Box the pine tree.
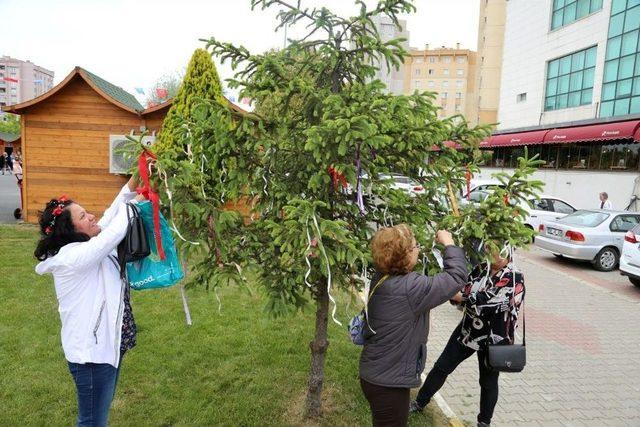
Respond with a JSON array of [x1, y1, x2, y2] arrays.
[[154, 0, 543, 418], [156, 48, 226, 152]]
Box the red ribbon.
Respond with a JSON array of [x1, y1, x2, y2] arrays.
[[137, 150, 165, 260], [327, 165, 347, 189], [465, 165, 471, 201]]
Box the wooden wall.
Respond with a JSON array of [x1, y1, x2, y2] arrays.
[[23, 76, 164, 223]]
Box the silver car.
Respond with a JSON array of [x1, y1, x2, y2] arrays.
[[535, 209, 640, 271]]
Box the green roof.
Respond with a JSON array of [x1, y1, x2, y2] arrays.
[[0, 130, 20, 142], [80, 68, 144, 113]]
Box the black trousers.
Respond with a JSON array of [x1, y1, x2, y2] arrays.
[[360, 378, 410, 427], [415, 323, 499, 424]]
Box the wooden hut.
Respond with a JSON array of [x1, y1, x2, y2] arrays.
[[2, 66, 246, 223]]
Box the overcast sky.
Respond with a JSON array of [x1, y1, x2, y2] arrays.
[[0, 0, 479, 102]]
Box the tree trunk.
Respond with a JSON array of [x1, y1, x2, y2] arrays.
[[304, 280, 330, 418]]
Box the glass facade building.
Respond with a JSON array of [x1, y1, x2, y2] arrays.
[[600, 0, 640, 117]]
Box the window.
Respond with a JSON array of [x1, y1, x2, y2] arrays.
[[600, 2, 640, 117], [428, 69, 435, 75], [442, 81, 449, 88], [456, 57, 465, 64], [456, 69, 464, 76], [456, 80, 463, 88], [416, 57, 424, 63], [455, 104, 461, 112], [415, 69, 421, 76], [414, 80, 421, 88], [517, 92, 527, 102], [552, 199, 576, 214], [428, 80, 435, 88], [429, 56, 436, 63], [545, 46, 597, 111], [443, 69, 450, 76], [610, 215, 640, 232], [551, 0, 603, 30], [532, 199, 554, 211], [441, 92, 448, 99], [443, 56, 452, 63], [455, 92, 462, 99]]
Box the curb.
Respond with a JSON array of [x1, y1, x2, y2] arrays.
[[420, 372, 465, 427]]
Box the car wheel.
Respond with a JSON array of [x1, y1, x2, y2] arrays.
[[629, 278, 640, 288], [593, 247, 619, 272]]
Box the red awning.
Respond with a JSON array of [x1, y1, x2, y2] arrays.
[[485, 130, 549, 147], [633, 124, 640, 142], [544, 120, 640, 144]]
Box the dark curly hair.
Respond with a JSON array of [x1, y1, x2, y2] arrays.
[[34, 199, 90, 261]]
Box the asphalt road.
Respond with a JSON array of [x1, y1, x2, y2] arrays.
[[0, 172, 20, 224]]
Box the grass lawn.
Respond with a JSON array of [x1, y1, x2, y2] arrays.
[[0, 224, 448, 426]]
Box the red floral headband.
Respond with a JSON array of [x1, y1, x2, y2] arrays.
[[44, 195, 69, 235]]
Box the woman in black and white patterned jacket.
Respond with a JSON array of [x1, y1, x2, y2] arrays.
[[410, 248, 525, 427]]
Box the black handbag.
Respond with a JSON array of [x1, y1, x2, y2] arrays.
[[486, 303, 526, 373], [117, 202, 150, 279]]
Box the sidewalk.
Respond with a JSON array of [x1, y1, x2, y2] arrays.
[[424, 251, 640, 426]]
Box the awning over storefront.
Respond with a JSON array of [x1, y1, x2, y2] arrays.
[[486, 130, 549, 147], [543, 120, 640, 144], [481, 120, 640, 148]]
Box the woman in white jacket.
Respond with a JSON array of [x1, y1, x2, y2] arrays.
[[35, 177, 145, 427]]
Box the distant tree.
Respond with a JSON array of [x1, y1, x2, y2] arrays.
[[0, 113, 20, 135], [145, 70, 184, 106]]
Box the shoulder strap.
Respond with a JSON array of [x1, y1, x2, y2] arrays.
[[368, 274, 388, 299]]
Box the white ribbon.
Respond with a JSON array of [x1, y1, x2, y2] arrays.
[[303, 219, 314, 289], [200, 154, 208, 200], [310, 211, 342, 326], [158, 167, 200, 246]]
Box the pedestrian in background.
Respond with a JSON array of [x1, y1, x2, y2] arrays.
[[599, 192, 613, 210], [359, 225, 468, 427], [0, 152, 6, 175], [6, 152, 13, 174]]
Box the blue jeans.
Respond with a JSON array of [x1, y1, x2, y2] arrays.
[[67, 361, 122, 427]]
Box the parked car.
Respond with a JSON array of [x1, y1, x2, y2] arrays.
[[521, 196, 576, 231], [535, 209, 640, 271], [460, 189, 577, 235], [379, 173, 425, 197], [461, 178, 505, 199], [619, 223, 640, 287]]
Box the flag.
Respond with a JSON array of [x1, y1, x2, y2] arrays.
[[135, 87, 145, 95], [3, 77, 18, 83], [156, 88, 168, 99], [34, 79, 43, 84]]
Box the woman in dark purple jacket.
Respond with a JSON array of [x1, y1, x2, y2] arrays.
[[359, 224, 468, 426]]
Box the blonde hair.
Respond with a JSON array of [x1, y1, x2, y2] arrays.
[[371, 224, 415, 275]]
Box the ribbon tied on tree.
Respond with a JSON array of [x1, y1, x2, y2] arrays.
[[137, 149, 166, 260]]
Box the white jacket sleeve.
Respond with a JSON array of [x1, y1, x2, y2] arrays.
[[98, 184, 137, 229], [61, 202, 131, 270]]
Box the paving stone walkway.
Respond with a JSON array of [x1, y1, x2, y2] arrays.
[[421, 250, 640, 426]]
